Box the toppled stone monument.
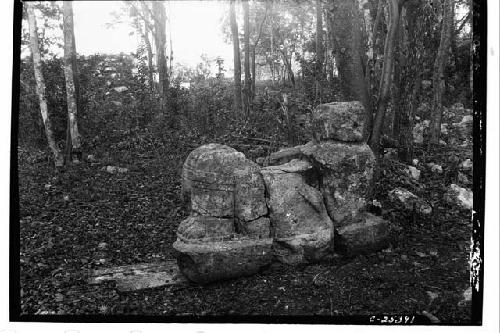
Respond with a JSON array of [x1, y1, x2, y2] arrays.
[[174, 101, 393, 284], [174, 144, 273, 284], [262, 159, 333, 264]]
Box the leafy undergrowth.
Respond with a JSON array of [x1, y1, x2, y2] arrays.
[[18, 127, 473, 323]]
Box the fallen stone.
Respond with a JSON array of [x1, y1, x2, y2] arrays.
[[88, 260, 188, 291], [268, 146, 303, 166], [113, 86, 129, 93], [445, 184, 473, 210], [262, 159, 319, 188], [427, 163, 443, 173], [264, 159, 312, 173], [105, 165, 128, 174], [407, 166, 421, 180], [335, 213, 392, 255], [173, 238, 273, 284], [262, 166, 334, 263], [388, 188, 432, 215], [311, 101, 365, 142], [300, 141, 375, 225], [460, 158, 473, 171]]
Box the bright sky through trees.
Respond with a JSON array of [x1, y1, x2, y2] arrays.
[[73, 1, 233, 68]]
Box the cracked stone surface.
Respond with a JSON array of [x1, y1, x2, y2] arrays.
[[300, 141, 375, 226], [311, 101, 365, 142], [262, 161, 334, 264]]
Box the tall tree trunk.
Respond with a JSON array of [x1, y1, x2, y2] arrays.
[[315, 0, 324, 102], [429, 0, 454, 145], [63, 1, 82, 163], [280, 49, 295, 87], [251, 5, 268, 100], [27, 3, 64, 167], [251, 48, 256, 99], [325, 6, 334, 84], [391, 6, 404, 140], [368, 0, 400, 157], [328, 0, 372, 139], [152, 1, 169, 111], [138, 2, 155, 93], [229, 0, 242, 113], [141, 25, 155, 93], [243, 0, 251, 116], [168, 16, 174, 79]]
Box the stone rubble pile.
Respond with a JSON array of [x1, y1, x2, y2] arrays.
[[174, 101, 394, 283]]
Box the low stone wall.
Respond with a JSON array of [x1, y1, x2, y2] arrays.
[[174, 101, 393, 284]]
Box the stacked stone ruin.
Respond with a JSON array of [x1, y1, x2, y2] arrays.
[[173, 101, 392, 284]]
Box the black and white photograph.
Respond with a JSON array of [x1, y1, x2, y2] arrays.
[[4, 0, 499, 329]]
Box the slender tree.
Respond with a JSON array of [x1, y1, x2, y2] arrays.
[[368, 0, 401, 157], [62, 1, 82, 163], [393, 1, 425, 162], [243, 0, 251, 115], [429, 0, 454, 145], [26, 3, 64, 167], [152, 1, 169, 104], [230, 0, 242, 113], [315, 0, 324, 102]]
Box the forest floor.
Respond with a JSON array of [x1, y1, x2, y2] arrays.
[[17, 110, 474, 323]]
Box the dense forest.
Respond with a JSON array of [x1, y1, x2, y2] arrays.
[[15, 0, 479, 323]]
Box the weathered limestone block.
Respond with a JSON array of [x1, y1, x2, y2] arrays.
[[335, 213, 391, 255], [272, 229, 333, 265], [177, 216, 235, 242], [301, 141, 375, 225], [235, 217, 271, 239], [388, 188, 432, 215], [187, 144, 267, 221], [267, 142, 314, 166], [262, 161, 334, 264], [311, 101, 365, 142], [444, 184, 473, 210], [173, 238, 273, 284], [181, 143, 236, 201], [268, 146, 303, 166]]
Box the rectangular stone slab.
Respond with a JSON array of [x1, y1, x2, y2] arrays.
[[335, 213, 392, 255], [88, 260, 188, 291]]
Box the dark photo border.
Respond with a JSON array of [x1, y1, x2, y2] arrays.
[[9, 0, 487, 325]]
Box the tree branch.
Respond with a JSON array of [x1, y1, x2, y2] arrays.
[[455, 11, 471, 34], [252, 5, 269, 51]]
